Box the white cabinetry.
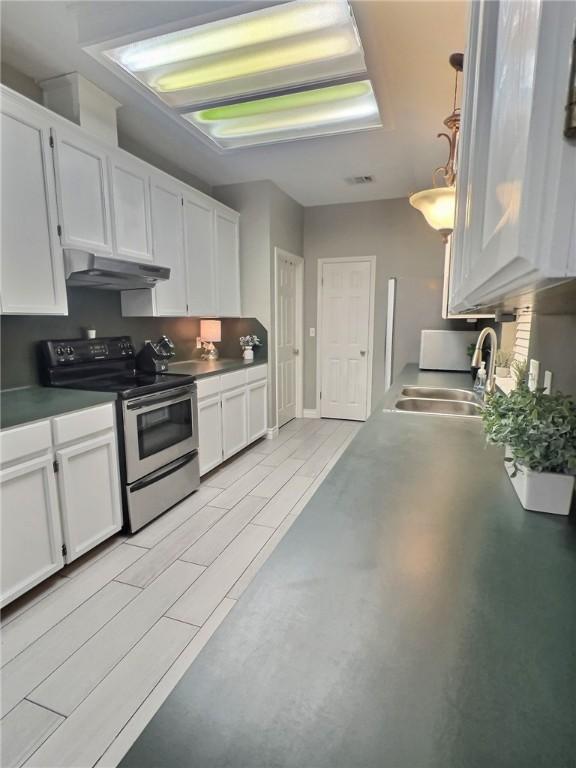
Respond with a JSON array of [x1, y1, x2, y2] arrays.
[[52, 124, 113, 254], [108, 151, 153, 262], [214, 207, 241, 316], [0, 403, 123, 606], [0, 92, 67, 315], [449, 0, 576, 312], [184, 191, 218, 315], [197, 365, 267, 475], [149, 174, 188, 316], [0, 453, 64, 608]]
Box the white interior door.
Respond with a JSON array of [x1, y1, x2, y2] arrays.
[[319, 259, 373, 421], [276, 251, 300, 428]]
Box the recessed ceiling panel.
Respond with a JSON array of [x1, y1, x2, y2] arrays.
[[103, 0, 366, 108], [183, 80, 382, 148]]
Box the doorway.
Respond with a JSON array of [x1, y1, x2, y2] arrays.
[[274, 248, 304, 428], [317, 256, 376, 421]]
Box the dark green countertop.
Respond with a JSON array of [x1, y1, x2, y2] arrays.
[[0, 387, 117, 430], [169, 357, 267, 379], [121, 365, 576, 768]]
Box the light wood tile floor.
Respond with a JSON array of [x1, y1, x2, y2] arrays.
[[0, 417, 360, 768]]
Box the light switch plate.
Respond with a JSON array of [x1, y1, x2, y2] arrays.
[[309, 328, 316, 337], [196, 337, 202, 349], [529, 359, 540, 391], [543, 370, 553, 394]]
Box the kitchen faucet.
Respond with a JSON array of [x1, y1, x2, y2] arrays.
[[471, 327, 498, 395]]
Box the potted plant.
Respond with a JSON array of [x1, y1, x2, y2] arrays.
[[494, 349, 513, 378], [482, 384, 576, 515], [239, 335, 261, 361]]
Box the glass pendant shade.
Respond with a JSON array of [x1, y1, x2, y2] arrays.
[[409, 186, 456, 238]]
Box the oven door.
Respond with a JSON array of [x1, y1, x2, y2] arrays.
[[122, 385, 198, 483]]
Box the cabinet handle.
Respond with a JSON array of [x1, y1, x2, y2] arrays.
[[360, 349, 367, 356]]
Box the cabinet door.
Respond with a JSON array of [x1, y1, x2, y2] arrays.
[[52, 126, 112, 253], [1, 454, 64, 607], [109, 152, 153, 262], [221, 386, 248, 460], [214, 208, 241, 316], [183, 192, 217, 315], [247, 380, 267, 443], [56, 432, 122, 563], [450, 0, 576, 311], [150, 175, 188, 315], [0, 95, 67, 315], [198, 395, 223, 475]]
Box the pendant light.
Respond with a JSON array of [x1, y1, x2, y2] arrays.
[[409, 53, 463, 242]]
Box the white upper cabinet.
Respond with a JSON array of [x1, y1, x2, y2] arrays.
[[450, 0, 576, 312], [108, 151, 153, 262], [184, 191, 218, 316], [149, 174, 188, 315], [214, 206, 241, 316], [0, 91, 67, 315], [52, 124, 113, 254]]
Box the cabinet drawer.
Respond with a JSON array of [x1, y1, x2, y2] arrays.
[[220, 369, 247, 392], [0, 420, 52, 465], [246, 364, 268, 384], [197, 375, 221, 400], [52, 403, 115, 446]]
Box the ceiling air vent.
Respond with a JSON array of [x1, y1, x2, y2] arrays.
[[346, 175, 374, 185]]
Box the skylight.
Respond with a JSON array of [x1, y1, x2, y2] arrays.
[[183, 80, 381, 149], [100, 0, 381, 149]]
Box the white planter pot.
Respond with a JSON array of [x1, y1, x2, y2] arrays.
[[243, 348, 254, 360], [504, 449, 575, 516]]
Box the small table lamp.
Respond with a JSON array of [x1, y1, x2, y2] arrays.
[[200, 319, 221, 360]]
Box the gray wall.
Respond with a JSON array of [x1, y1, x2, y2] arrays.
[[1, 288, 266, 389], [529, 313, 576, 398], [303, 198, 457, 411], [214, 181, 304, 428]]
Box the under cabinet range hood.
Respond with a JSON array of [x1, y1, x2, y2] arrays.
[[64, 250, 170, 290]]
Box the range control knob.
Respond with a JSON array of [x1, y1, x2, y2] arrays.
[[65, 346, 74, 355], [55, 345, 64, 356]]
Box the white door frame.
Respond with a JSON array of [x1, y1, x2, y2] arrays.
[[274, 247, 304, 428], [316, 256, 376, 420]]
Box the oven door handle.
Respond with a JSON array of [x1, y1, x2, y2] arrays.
[[126, 387, 194, 411]]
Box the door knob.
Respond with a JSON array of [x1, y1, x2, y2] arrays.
[[293, 348, 300, 355]]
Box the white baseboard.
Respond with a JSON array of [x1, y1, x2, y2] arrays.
[[303, 408, 319, 419], [266, 426, 279, 439]]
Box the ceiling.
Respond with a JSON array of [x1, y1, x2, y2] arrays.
[[0, 0, 468, 206]]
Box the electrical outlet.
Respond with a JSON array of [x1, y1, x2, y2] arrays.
[[309, 328, 316, 337], [196, 336, 202, 349], [543, 370, 553, 394], [528, 359, 540, 391]]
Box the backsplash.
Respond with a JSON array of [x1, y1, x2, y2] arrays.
[[1, 288, 267, 389]]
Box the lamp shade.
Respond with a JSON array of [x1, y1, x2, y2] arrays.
[[200, 319, 221, 342], [409, 186, 456, 238]]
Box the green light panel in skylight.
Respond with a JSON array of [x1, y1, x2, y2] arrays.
[[182, 80, 382, 149]]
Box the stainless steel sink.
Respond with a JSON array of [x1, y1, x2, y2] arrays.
[[401, 386, 478, 403], [394, 397, 482, 417]]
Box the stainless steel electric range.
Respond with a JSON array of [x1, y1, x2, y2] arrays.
[[39, 336, 200, 533]]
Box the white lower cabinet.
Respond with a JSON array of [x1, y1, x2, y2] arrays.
[[0, 403, 123, 606], [247, 379, 268, 442], [55, 431, 122, 562], [197, 394, 223, 476], [197, 365, 267, 475], [221, 387, 248, 460], [0, 454, 64, 607]]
